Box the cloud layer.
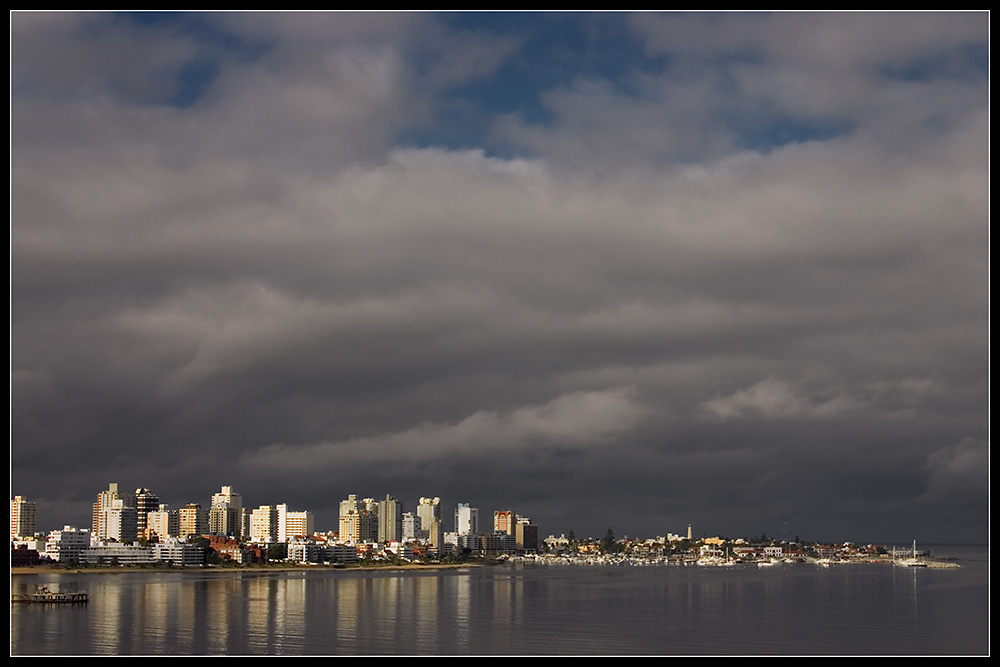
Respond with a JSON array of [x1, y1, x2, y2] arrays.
[[11, 12, 988, 543]]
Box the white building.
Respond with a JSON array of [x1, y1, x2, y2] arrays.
[[417, 497, 441, 540], [210, 486, 243, 539], [44, 526, 90, 563], [152, 538, 204, 566], [455, 503, 478, 537], [82, 543, 155, 566], [402, 512, 419, 541], [92, 483, 124, 540], [250, 505, 278, 543], [146, 504, 179, 539], [283, 508, 314, 541], [102, 498, 138, 544]]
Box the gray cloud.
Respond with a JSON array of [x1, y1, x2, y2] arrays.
[[11, 12, 987, 543]]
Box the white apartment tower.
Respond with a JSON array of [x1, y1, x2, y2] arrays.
[[146, 504, 179, 539], [417, 497, 441, 540], [455, 503, 478, 537], [282, 508, 314, 540], [93, 483, 123, 540], [249, 505, 278, 543], [210, 486, 243, 539], [102, 498, 138, 544], [10, 495, 37, 540]]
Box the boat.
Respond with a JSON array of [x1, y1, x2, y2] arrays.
[[11, 586, 89, 604], [896, 540, 928, 567]]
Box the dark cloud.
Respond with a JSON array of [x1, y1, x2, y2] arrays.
[[11, 12, 988, 545]]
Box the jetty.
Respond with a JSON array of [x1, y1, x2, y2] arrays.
[[11, 586, 89, 604]]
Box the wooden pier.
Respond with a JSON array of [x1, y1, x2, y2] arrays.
[[11, 586, 89, 604]]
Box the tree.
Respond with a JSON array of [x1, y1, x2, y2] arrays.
[[602, 527, 616, 553]]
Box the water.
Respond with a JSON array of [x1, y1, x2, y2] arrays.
[[11, 546, 988, 655]]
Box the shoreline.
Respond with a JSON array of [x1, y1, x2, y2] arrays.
[[11, 562, 484, 576]]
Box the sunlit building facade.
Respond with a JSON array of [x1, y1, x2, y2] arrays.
[[10, 495, 37, 540]]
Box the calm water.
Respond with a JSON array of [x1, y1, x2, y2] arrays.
[[11, 545, 988, 655]]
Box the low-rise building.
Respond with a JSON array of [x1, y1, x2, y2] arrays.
[[44, 526, 91, 563]]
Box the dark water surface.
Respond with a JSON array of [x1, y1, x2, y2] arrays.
[[11, 545, 988, 655]]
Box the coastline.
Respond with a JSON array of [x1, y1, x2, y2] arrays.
[[11, 562, 483, 576]]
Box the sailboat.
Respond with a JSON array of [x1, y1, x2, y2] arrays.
[[896, 540, 927, 567]]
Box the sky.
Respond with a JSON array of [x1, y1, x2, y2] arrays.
[[10, 11, 989, 545]]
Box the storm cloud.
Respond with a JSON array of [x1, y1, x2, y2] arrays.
[[11, 12, 988, 544]]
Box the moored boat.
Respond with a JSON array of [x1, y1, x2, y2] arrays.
[[12, 586, 89, 604]]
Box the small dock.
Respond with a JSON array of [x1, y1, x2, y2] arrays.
[[11, 586, 89, 604]]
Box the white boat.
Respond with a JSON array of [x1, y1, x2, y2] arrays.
[[896, 540, 928, 567]]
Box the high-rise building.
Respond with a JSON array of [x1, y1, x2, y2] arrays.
[[428, 518, 444, 554], [10, 495, 37, 540], [209, 503, 242, 538], [339, 494, 360, 544], [210, 486, 243, 539], [339, 510, 361, 544], [249, 505, 277, 543], [283, 508, 314, 540], [275, 503, 314, 541], [378, 495, 403, 543], [455, 503, 478, 537], [133, 488, 159, 539], [102, 498, 138, 544], [417, 497, 441, 540], [494, 510, 517, 535], [516, 520, 538, 553], [402, 512, 419, 541], [93, 483, 123, 540], [178, 503, 208, 538], [146, 504, 179, 540]]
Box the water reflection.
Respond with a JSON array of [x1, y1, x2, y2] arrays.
[[11, 558, 989, 655]]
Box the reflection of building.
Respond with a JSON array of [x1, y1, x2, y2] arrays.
[[10, 495, 36, 540]]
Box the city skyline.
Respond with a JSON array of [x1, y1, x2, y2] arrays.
[[11, 12, 988, 545]]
